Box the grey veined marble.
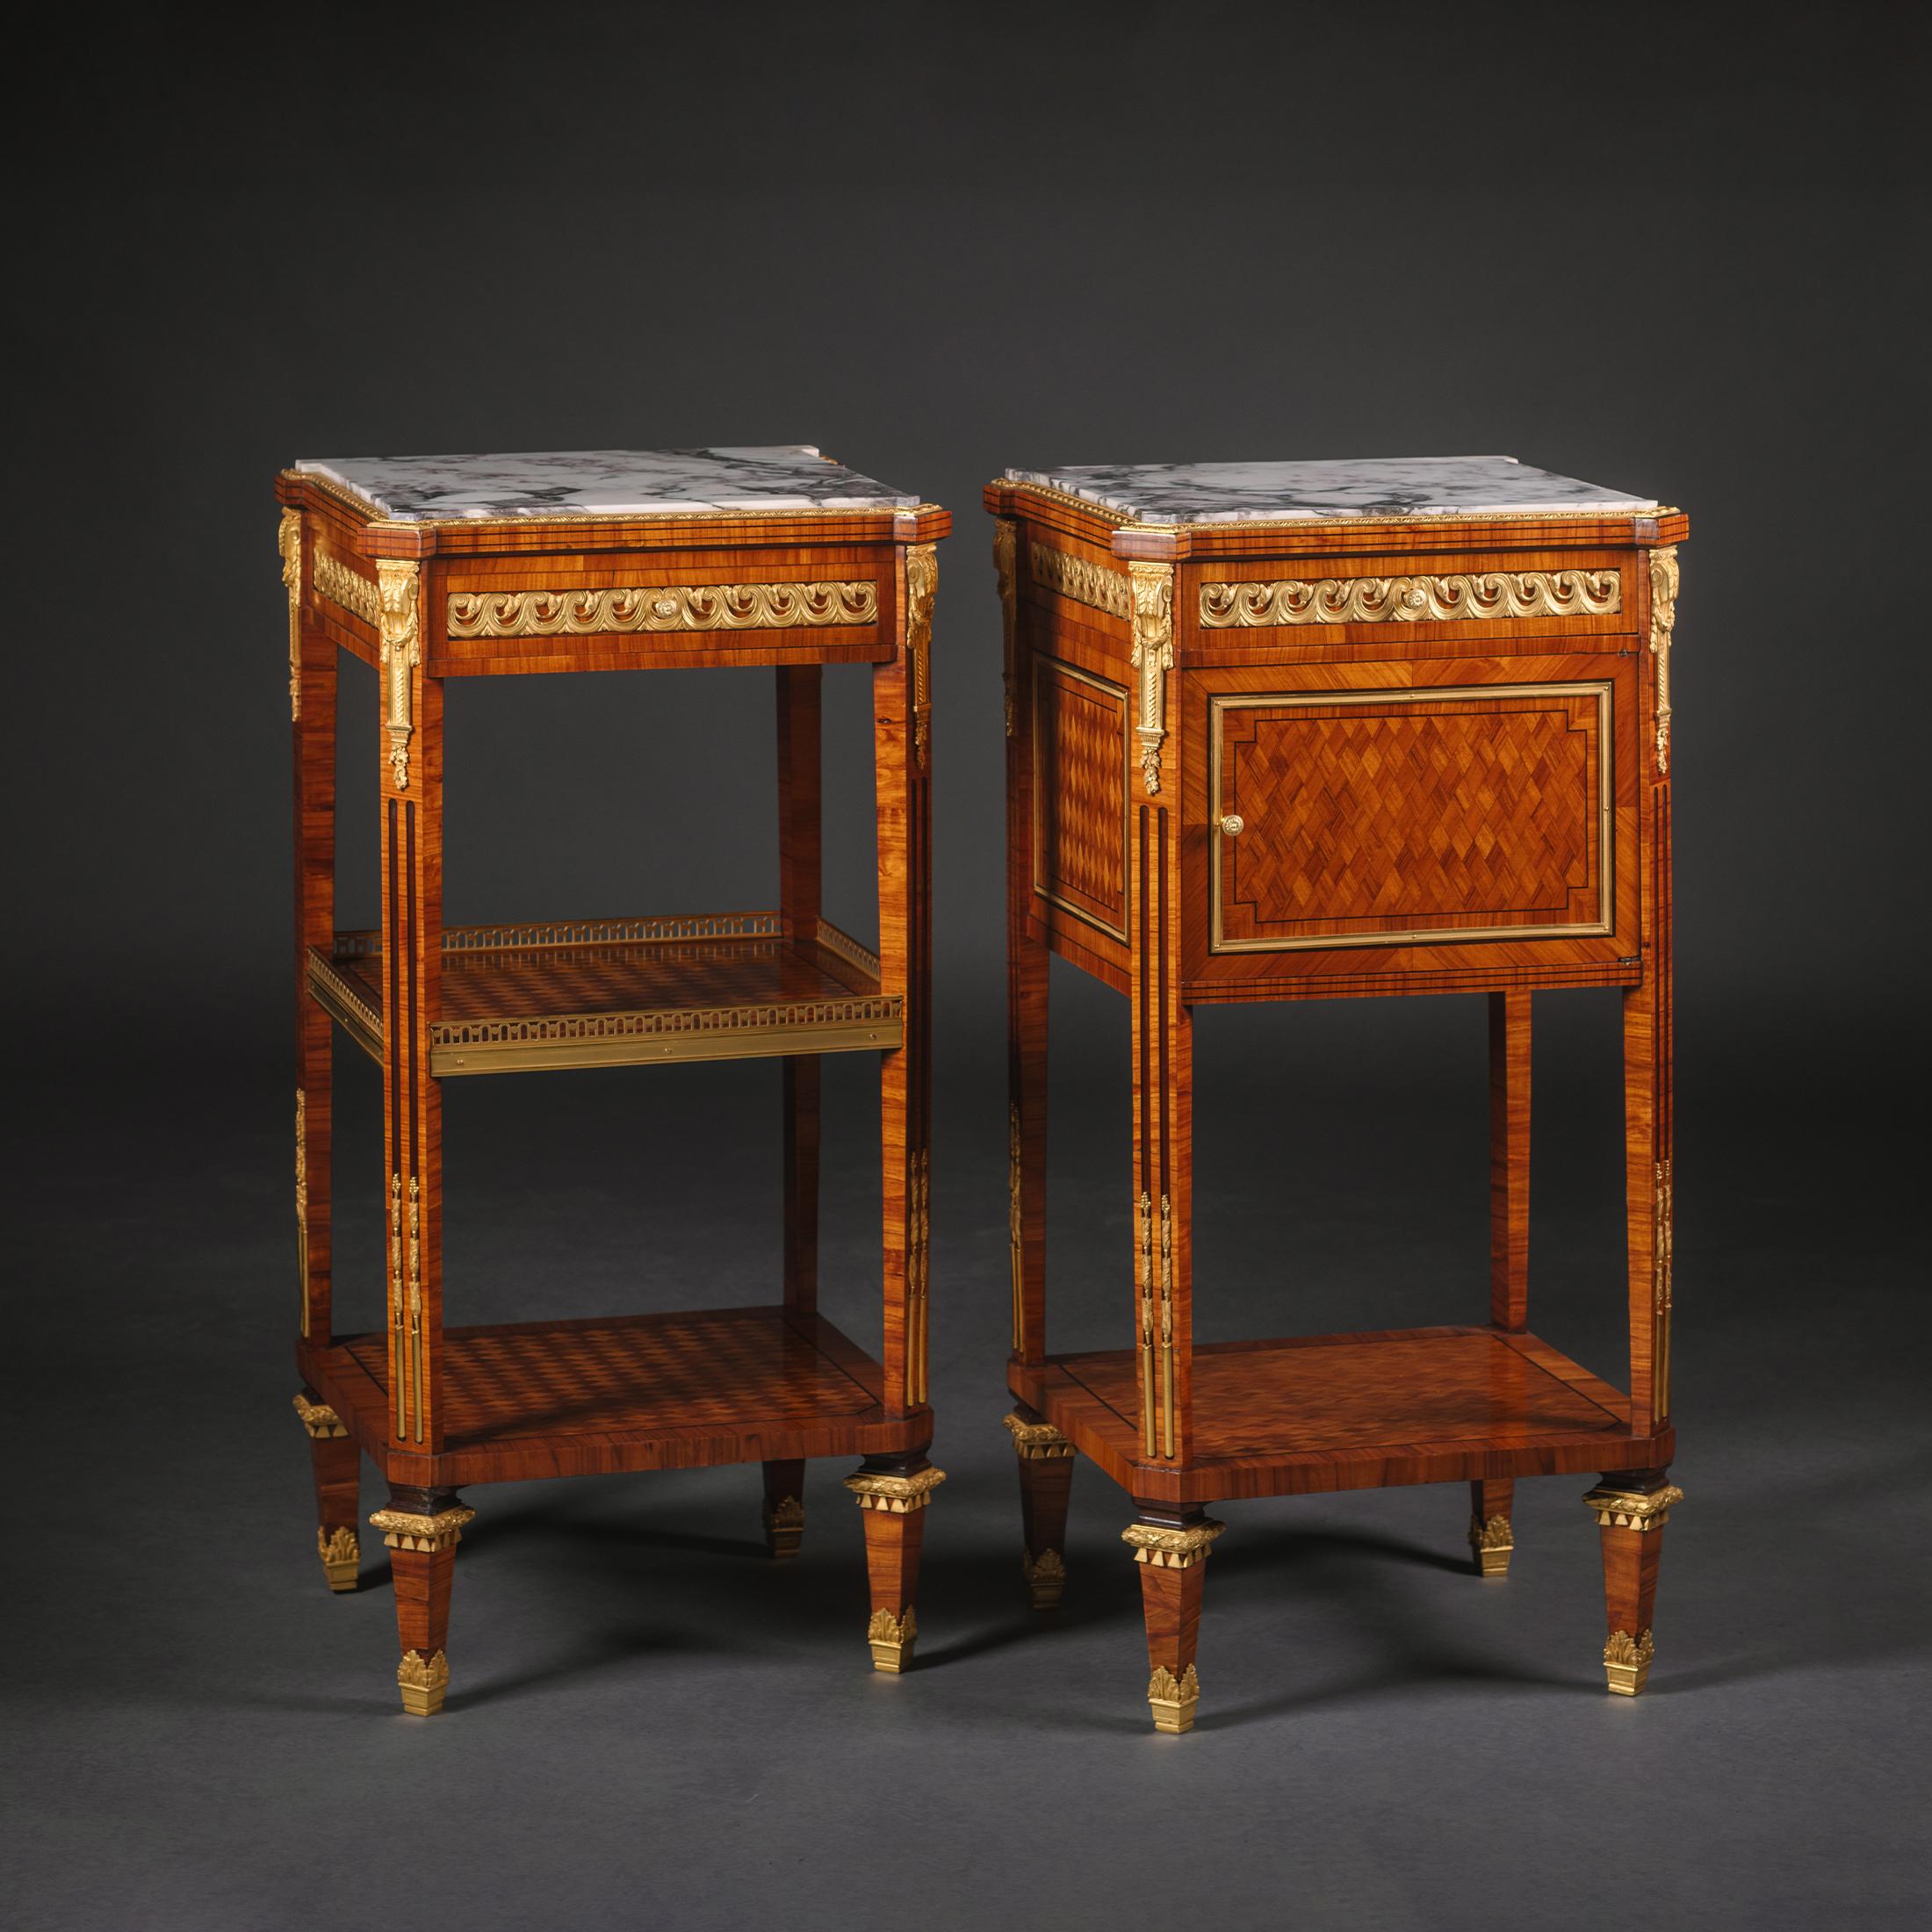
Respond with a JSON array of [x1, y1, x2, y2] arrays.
[[1001, 456, 1658, 524], [294, 445, 921, 521]]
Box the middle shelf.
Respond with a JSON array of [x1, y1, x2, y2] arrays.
[[307, 911, 901, 1075]]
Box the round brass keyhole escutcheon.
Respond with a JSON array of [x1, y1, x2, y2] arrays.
[[1220, 814, 1244, 836]]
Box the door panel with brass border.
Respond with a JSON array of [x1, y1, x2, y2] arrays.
[[1186, 653, 1640, 986]]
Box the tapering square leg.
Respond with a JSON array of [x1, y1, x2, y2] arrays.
[[762, 1459, 806, 1560], [293, 1391, 360, 1591], [845, 1458, 945, 1671], [1124, 1514, 1223, 1734], [1583, 1474, 1682, 1695], [1004, 1409, 1074, 1610], [1468, 1476, 1516, 1577], [371, 1485, 472, 1715]]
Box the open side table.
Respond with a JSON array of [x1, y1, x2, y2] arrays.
[[278, 446, 948, 1713], [989, 457, 1687, 1733]]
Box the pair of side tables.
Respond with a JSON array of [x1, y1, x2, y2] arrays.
[[279, 446, 1686, 1731]]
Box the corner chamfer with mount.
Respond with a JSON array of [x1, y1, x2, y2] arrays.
[[989, 455, 1687, 1730], [276, 447, 948, 1713]]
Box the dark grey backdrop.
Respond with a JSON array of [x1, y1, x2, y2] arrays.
[[6, 5, 1928, 1928]]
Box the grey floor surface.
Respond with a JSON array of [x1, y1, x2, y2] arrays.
[[5, 1027, 1928, 1931]]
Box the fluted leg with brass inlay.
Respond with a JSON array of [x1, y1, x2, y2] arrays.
[[1005, 1409, 1074, 1611], [1126, 1513, 1223, 1734], [372, 1484, 472, 1716], [762, 1459, 806, 1560], [1584, 1473, 1681, 1695], [846, 1457, 944, 1672], [1468, 1477, 1516, 1578], [294, 1390, 360, 1592]]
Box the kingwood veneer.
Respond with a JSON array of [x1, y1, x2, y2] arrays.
[[988, 456, 1686, 1732], [279, 446, 948, 1713]]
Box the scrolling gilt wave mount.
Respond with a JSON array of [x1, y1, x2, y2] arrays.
[[445, 581, 877, 638], [1200, 569, 1622, 627]]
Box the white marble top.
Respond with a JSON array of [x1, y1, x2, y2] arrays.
[[1001, 456, 1657, 524], [294, 446, 921, 521]]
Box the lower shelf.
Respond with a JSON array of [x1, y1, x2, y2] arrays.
[[1012, 1325, 1672, 1506], [303, 1307, 923, 1487]]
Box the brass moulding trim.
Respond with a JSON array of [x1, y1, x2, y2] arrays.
[[1208, 681, 1616, 955], [313, 551, 381, 627], [1030, 654, 1133, 945], [1147, 1662, 1200, 1734], [446, 579, 878, 639], [1136, 1191, 1157, 1454], [278, 508, 302, 719], [370, 1504, 475, 1554], [376, 560, 421, 793], [1128, 561, 1175, 795], [1603, 1627, 1655, 1697], [903, 1146, 931, 1405], [389, 1174, 406, 1437], [397, 1648, 449, 1716], [1653, 1156, 1675, 1423], [294, 1090, 309, 1338], [1647, 545, 1680, 775], [292, 1391, 347, 1439], [1003, 1412, 1074, 1460], [318, 1525, 360, 1591], [763, 1495, 805, 1560], [1007, 1105, 1025, 1351], [1200, 568, 1620, 628], [1028, 541, 1134, 619], [905, 543, 937, 771], [1022, 1548, 1067, 1610], [993, 519, 1018, 736], [1469, 1513, 1515, 1577], [1157, 1193, 1176, 1459], [844, 1467, 947, 1514], [1123, 1519, 1225, 1569], [1582, 1484, 1683, 1532], [865, 1607, 918, 1672]]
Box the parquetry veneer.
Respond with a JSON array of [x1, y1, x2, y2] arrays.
[[280, 446, 948, 1713], [990, 456, 1686, 1731]]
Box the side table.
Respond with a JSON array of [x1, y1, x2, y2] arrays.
[[989, 456, 1686, 1733], [278, 446, 948, 1712]]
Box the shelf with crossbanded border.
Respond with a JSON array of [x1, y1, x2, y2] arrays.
[[1010, 1326, 1672, 1507], [306, 911, 900, 1075], [299, 1307, 904, 1487]]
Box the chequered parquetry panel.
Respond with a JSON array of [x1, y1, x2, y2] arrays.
[[335, 928, 877, 1028], [1219, 691, 1603, 943], [1034, 658, 1128, 937], [343, 1311, 876, 1448]]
